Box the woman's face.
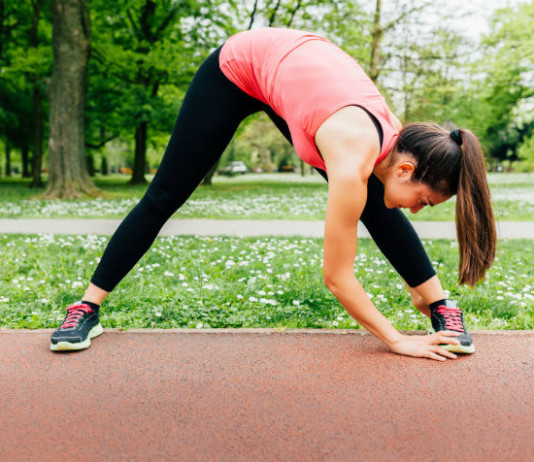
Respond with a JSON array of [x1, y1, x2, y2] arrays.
[[382, 159, 451, 214]]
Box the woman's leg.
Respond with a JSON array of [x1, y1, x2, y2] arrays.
[[359, 174, 436, 288], [89, 46, 264, 296], [51, 47, 265, 351]]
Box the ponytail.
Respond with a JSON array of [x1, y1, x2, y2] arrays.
[[396, 123, 496, 286], [455, 129, 496, 286]]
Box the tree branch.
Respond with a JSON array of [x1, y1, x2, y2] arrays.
[[126, 9, 142, 41], [155, 7, 179, 37], [382, 1, 433, 33], [86, 135, 117, 150], [248, 0, 259, 30], [286, 0, 302, 28], [268, 0, 281, 27], [139, 0, 156, 42]]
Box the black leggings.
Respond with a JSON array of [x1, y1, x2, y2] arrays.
[[90, 46, 435, 293]]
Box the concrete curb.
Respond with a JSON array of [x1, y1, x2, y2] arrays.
[[1, 218, 533, 238], [2, 328, 534, 336]]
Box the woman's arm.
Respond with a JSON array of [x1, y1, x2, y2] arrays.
[[316, 106, 460, 360], [316, 106, 403, 347]]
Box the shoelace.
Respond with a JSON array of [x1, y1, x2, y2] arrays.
[[436, 305, 464, 332], [61, 303, 93, 329]]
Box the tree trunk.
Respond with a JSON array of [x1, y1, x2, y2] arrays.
[[201, 160, 219, 186], [369, 0, 382, 82], [130, 81, 159, 185], [286, 0, 302, 28], [30, 0, 44, 188], [268, 0, 281, 26], [101, 156, 108, 175], [248, 0, 259, 29], [44, 0, 98, 198], [30, 84, 44, 188], [4, 141, 11, 177], [260, 148, 273, 172], [21, 145, 30, 177], [114, 148, 120, 174], [130, 121, 148, 184], [202, 138, 236, 185]]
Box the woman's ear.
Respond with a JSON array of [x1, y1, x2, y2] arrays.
[[396, 161, 416, 178]]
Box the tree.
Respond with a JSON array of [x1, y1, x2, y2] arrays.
[[29, 0, 46, 188], [367, 0, 433, 83], [390, 27, 466, 122], [0, 0, 52, 184], [90, 0, 212, 185], [439, 2, 534, 164], [45, 0, 97, 198], [476, 2, 534, 162], [0, 1, 30, 178]]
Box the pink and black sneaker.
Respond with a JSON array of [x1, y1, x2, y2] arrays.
[[429, 299, 475, 354], [50, 301, 103, 352]]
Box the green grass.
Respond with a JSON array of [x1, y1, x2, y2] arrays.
[[1, 172, 533, 220], [1, 233, 532, 330]]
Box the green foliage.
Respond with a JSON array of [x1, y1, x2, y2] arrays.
[[2, 0, 534, 177], [306, 0, 369, 66], [516, 132, 534, 172], [470, 2, 534, 161], [0, 0, 52, 154], [86, 1, 200, 146]]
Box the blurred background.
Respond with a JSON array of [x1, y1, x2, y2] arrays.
[[0, 0, 532, 197]]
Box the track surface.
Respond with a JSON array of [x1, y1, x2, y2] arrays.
[[1, 329, 533, 462]]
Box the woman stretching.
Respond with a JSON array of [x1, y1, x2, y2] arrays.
[[50, 28, 496, 361]]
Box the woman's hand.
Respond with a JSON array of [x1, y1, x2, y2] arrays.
[[389, 331, 461, 361]]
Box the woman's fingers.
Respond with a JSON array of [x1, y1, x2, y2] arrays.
[[436, 347, 458, 359], [426, 347, 456, 361], [440, 330, 462, 337], [431, 331, 461, 345], [427, 333, 459, 360]]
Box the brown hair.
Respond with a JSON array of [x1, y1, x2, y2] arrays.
[[394, 122, 496, 286]]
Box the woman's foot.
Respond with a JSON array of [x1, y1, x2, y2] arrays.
[[429, 300, 475, 354], [50, 301, 103, 352]]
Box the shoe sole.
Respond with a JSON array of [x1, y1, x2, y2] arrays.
[[427, 329, 476, 354], [440, 342, 476, 354], [50, 324, 104, 352]]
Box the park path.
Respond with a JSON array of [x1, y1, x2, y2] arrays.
[[1, 329, 533, 462], [0, 218, 533, 238]]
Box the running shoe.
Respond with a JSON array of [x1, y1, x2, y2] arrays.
[[430, 299, 475, 354], [50, 301, 103, 351]]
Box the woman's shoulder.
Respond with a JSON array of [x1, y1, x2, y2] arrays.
[[315, 106, 382, 172]]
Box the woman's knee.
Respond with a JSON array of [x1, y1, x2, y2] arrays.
[[141, 182, 189, 217]]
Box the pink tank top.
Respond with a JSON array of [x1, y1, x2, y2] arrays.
[[219, 28, 399, 171]]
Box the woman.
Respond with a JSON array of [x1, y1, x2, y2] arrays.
[[50, 28, 496, 361]]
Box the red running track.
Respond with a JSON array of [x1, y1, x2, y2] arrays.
[[1, 329, 533, 462]]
